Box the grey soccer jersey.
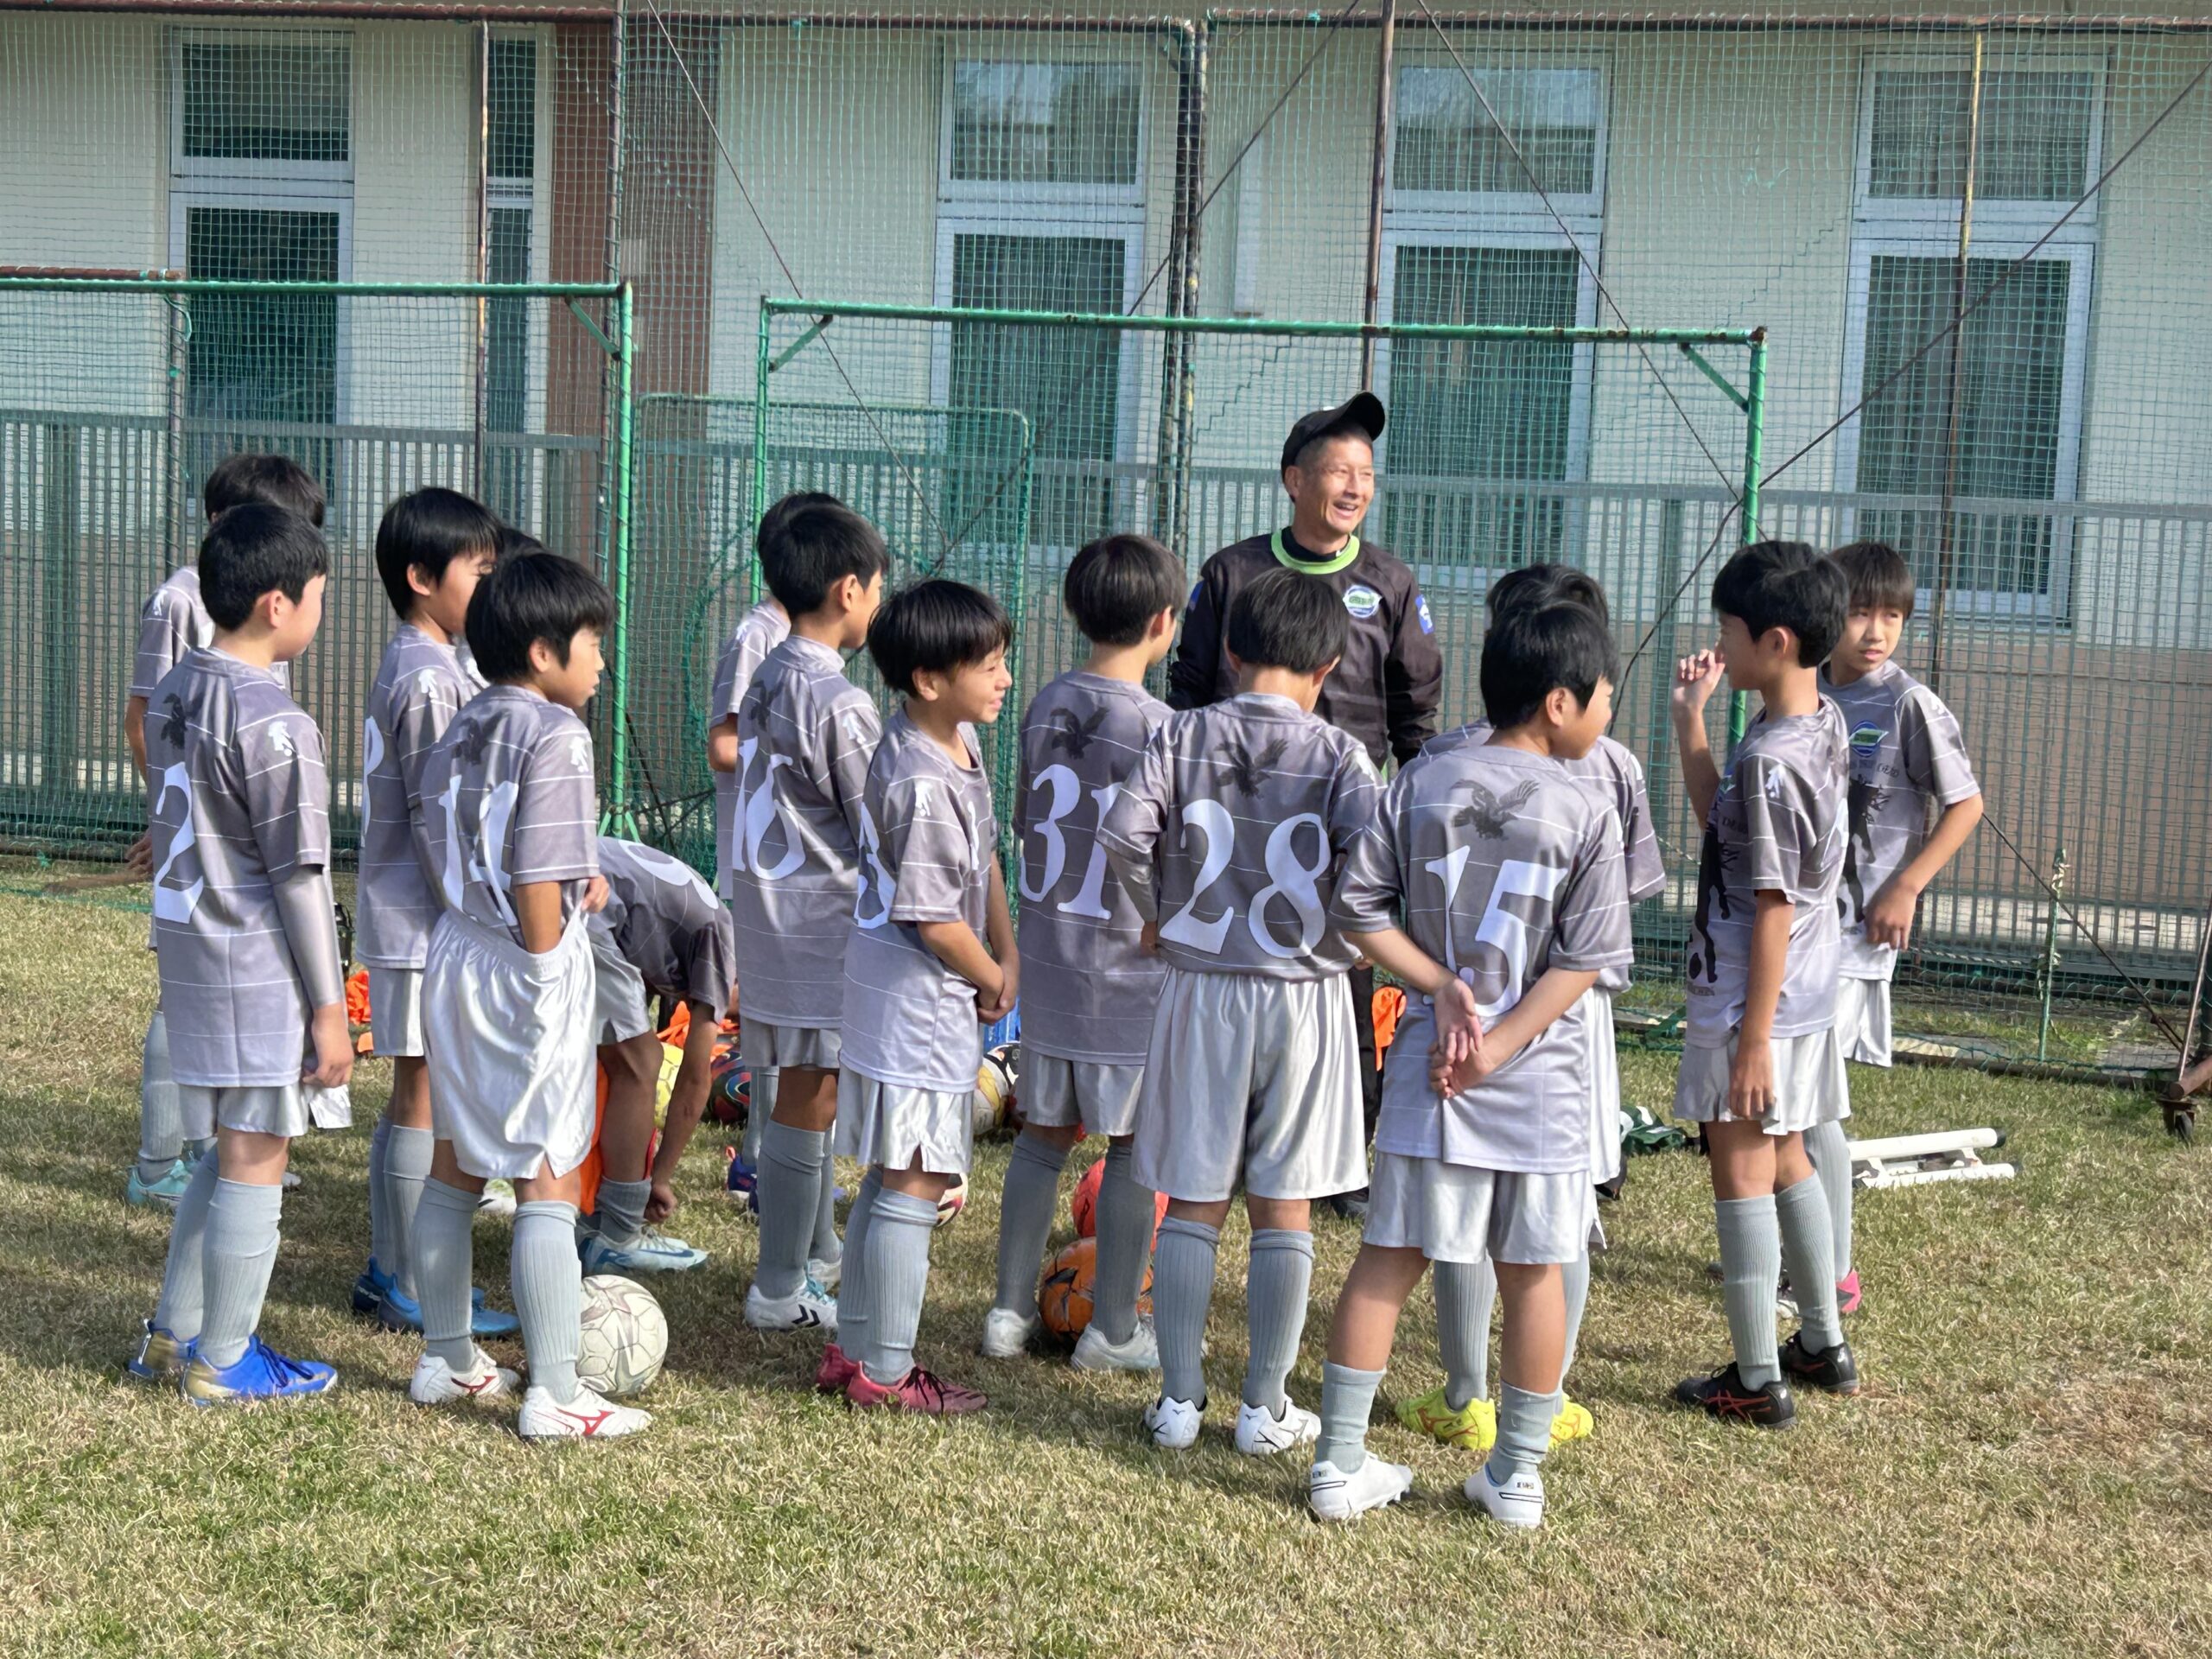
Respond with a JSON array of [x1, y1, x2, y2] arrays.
[[356, 625, 475, 969], [594, 835, 738, 1010], [840, 711, 999, 1093], [1683, 699, 1849, 1045], [1098, 691, 1380, 981], [728, 636, 882, 1028], [129, 568, 287, 699], [1427, 721, 1664, 992], [709, 601, 791, 899], [1824, 661, 1980, 982], [421, 686, 600, 949], [1015, 671, 1173, 1065], [143, 648, 331, 1087], [1334, 742, 1632, 1173]]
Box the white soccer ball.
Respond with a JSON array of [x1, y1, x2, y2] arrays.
[[576, 1274, 667, 1397]]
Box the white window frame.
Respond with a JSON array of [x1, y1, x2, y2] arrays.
[[166, 190, 355, 423], [928, 214, 1146, 470], [169, 25, 354, 194], [1386, 56, 1608, 222], [1832, 235, 2094, 621], [937, 55, 1148, 212], [1853, 51, 2107, 238]]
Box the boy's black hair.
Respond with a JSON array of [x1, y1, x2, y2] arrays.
[[1063, 532, 1187, 647], [1827, 540, 1917, 620], [757, 490, 843, 562], [495, 519, 549, 563], [1225, 567, 1348, 674], [204, 452, 326, 527], [1711, 539, 1847, 666], [1480, 601, 1620, 731], [868, 578, 1013, 697], [466, 550, 615, 683], [762, 500, 890, 615], [1486, 563, 1611, 632], [374, 487, 502, 619], [199, 504, 331, 631]]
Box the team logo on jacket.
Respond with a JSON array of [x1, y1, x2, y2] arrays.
[[1343, 583, 1382, 620], [1849, 721, 1886, 758], [1416, 594, 1434, 634]]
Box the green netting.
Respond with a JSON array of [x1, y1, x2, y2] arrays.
[[0, 1, 2206, 1083]]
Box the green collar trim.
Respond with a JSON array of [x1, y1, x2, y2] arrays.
[[1271, 527, 1361, 575]]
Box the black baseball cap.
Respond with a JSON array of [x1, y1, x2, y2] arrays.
[[1281, 391, 1386, 472]]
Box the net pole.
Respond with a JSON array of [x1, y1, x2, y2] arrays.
[[1727, 328, 1769, 753], [1359, 0, 1399, 391], [751, 301, 772, 563], [605, 282, 639, 836], [1929, 28, 1986, 700], [472, 20, 492, 502]]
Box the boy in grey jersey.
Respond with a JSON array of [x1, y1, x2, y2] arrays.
[[121, 454, 321, 1211], [982, 534, 1185, 1373], [1312, 601, 1630, 1527], [1402, 567, 1665, 1459], [1098, 569, 1380, 1457], [1670, 542, 1860, 1431], [126, 505, 353, 1406], [829, 581, 1015, 1416], [581, 835, 736, 1274], [1807, 542, 1985, 1311], [731, 501, 888, 1338], [351, 488, 511, 1338], [411, 551, 649, 1441]]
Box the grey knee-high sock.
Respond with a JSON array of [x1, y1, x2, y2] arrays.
[[1316, 1361, 1383, 1473], [743, 1066, 776, 1166], [385, 1125, 434, 1300], [1243, 1228, 1316, 1413], [1090, 1142, 1154, 1347], [198, 1178, 284, 1370], [415, 1177, 480, 1372], [1153, 1217, 1218, 1407], [754, 1120, 825, 1300], [1803, 1117, 1854, 1280], [137, 1010, 184, 1183], [810, 1154, 842, 1268], [152, 1148, 221, 1339], [365, 1116, 394, 1273], [992, 1133, 1070, 1319], [1485, 1382, 1562, 1484], [837, 1171, 883, 1361], [859, 1189, 938, 1386], [1560, 1250, 1592, 1383], [512, 1199, 585, 1404], [1716, 1194, 1783, 1388], [1776, 1173, 1844, 1351], [594, 1178, 652, 1249], [1437, 1256, 1497, 1408]]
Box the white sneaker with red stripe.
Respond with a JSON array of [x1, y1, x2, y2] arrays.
[[518, 1382, 652, 1441], [409, 1347, 520, 1406]]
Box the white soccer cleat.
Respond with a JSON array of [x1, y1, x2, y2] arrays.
[[409, 1347, 520, 1406], [1143, 1393, 1205, 1451], [581, 1227, 709, 1275], [1234, 1397, 1321, 1457], [518, 1383, 652, 1441], [978, 1306, 1039, 1359], [1071, 1318, 1160, 1373], [477, 1179, 518, 1219], [744, 1277, 838, 1334], [1308, 1456, 1414, 1522], [1466, 1464, 1546, 1529], [805, 1255, 843, 1294]]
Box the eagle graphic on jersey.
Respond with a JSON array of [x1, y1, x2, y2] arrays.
[[1837, 777, 1888, 927], [1213, 734, 1290, 799], [1686, 823, 1732, 986], [453, 717, 495, 773], [1047, 705, 1111, 760], [1448, 776, 1542, 840], [157, 691, 193, 752]]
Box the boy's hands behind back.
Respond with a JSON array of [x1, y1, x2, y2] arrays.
[[306, 1002, 355, 1090], [1427, 976, 1483, 1096]]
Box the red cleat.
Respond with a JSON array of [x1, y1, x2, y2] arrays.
[[845, 1363, 988, 1415], [814, 1342, 860, 1395]]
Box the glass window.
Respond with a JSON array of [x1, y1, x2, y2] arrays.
[[181, 39, 349, 165], [489, 36, 537, 184], [1394, 66, 1600, 198], [1866, 68, 2094, 203], [950, 63, 1140, 188]]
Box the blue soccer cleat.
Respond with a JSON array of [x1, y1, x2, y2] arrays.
[[376, 1281, 521, 1339], [351, 1260, 393, 1317], [582, 1226, 709, 1275], [181, 1335, 337, 1406], [725, 1150, 760, 1213], [124, 1159, 195, 1209], [126, 1319, 196, 1382]]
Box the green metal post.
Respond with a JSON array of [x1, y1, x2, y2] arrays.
[[604, 283, 639, 836], [1727, 329, 1769, 755], [752, 302, 772, 601]]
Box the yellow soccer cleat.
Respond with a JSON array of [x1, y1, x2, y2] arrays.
[[1550, 1395, 1594, 1446], [1395, 1383, 1497, 1453]]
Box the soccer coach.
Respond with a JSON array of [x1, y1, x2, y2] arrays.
[[1166, 392, 1443, 1217]]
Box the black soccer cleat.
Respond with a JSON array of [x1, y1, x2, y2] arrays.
[[1675, 1362, 1796, 1429], [1778, 1331, 1860, 1396]]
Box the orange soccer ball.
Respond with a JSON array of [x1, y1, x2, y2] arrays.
[[1037, 1236, 1154, 1340], [1070, 1156, 1171, 1243]]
